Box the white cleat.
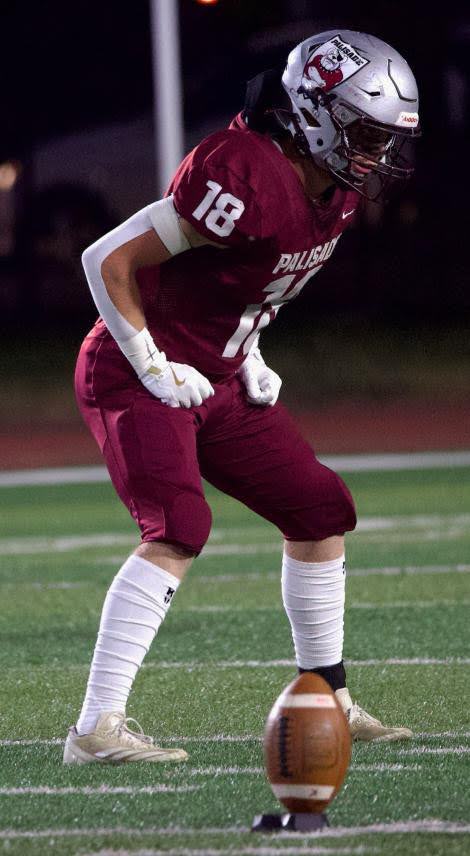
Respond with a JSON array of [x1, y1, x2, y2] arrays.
[[63, 712, 188, 764], [336, 688, 413, 742]]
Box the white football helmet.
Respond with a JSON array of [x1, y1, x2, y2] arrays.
[[277, 30, 420, 199]]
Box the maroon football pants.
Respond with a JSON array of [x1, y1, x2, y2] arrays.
[[75, 333, 356, 554]]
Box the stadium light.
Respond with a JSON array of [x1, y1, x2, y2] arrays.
[[150, 0, 184, 196]]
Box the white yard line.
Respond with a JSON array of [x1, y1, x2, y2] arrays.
[[3, 565, 470, 586], [350, 600, 469, 609], [0, 738, 65, 746], [0, 748, 421, 776], [355, 514, 470, 531], [2, 451, 470, 487], [398, 747, 470, 756], [185, 766, 263, 776], [193, 565, 470, 580], [183, 764, 420, 775], [2, 522, 470, 556], [347, 564, 470, 577], [2, 657, 467, 673], [0, 760, 419, 776], [1, 580, 469, 608], [0, 827, 246, 841], [0, 533, 137, 555], [201, 544, 279, 557], [350, 764, 421, 772], [84, 848, 373, 856], [296, 820, 470, 839], [0, 581, 87, 590], [3, 657, 467, 673], [0, 820, 469, 841], [141, 657, 470, 669], [414, 731, 470, 739], [183, 599, 468, 613], [0, 785, 199, 795], [346, 658, 470, 666], [174, 735, 259, 744], [0, 466, 109, 487], [0, 536, 280, 557], [352, 531, 469, 545], [323, 451, 470, 472], [0, 735, 259, 747], [2, 731, 469, 749]]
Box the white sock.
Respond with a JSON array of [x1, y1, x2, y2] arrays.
[[76, 555, 180, 735], [281, 552, 345, 669]]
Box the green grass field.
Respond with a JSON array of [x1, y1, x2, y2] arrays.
[[0, 464, 469, 855]]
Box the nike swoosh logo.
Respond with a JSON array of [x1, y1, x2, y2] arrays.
[[147, 365, 186, 387], [342, 209, 356, 219], [170, 367, 186, 387]]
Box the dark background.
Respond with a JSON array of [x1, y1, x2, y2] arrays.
[[1, 0, 469, 434]]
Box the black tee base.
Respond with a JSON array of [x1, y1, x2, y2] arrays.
[[252, 812, 330, 833]]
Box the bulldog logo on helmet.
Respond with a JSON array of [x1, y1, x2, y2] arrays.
[[303, 35, 369, 93]]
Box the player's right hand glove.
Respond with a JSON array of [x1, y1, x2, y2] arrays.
[[140, 360, 214, 408], [120, 327, 214, 409]]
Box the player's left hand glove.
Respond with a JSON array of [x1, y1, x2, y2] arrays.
[[239, 346, 282, 406]]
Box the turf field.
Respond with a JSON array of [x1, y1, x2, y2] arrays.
[[0, 462, 469, 855]]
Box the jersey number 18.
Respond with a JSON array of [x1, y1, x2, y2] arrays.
[[192, 180, 245, 238], [192, 180, 320, 358]]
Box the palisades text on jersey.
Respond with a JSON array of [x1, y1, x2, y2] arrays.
[[272, 236, 341, 274]]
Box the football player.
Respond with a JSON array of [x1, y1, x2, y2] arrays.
[[64, 30, 419, 764]]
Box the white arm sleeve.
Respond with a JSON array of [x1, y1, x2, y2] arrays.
[[81, 195, 190, 345]]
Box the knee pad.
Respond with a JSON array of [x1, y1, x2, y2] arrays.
[[141, 490, 212, 555], [281, 465, 356, 541]]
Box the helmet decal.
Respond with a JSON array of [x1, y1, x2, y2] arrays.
[[396, 110, 419, 127], [302, 35, 369, 93]]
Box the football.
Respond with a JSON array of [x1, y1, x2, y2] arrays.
[[264, 672, 351, 814]]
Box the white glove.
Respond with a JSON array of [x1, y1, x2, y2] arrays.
[[120, 327, 214, 409], [239, 346, 282, 406], [141, 361, 214, 408]]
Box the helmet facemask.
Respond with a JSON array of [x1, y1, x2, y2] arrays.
[[319, 101, 420, 201]]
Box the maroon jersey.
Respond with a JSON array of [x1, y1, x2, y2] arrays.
[[120, 114, 359, 382]]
